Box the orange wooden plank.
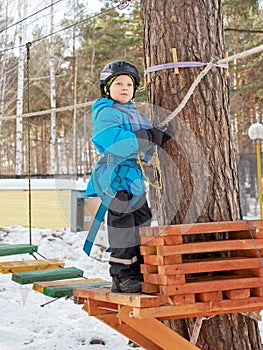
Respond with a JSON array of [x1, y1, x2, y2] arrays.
[[95, 312, 163, 350], [223, 289, 250, 300], [118, 306, 201, 350], [156, 239, 263, 256], [141, 282, 160, 294], [140, 264, 158, 274], [140, 220, 263, 237], [140, 235, 182, 246], [196, 291, 223, 302], [73, 287, 161, 308], [143, 273, 185, 285], [83, 299, 118, 316], [142, 254, 182, 265], [169, 294, 196, 305], [159, 276, 263, 296], [140, 220, 258, 237], [140, 246, 157, 255], [132, 296, 263, 320], [157, 257, 263, 275]]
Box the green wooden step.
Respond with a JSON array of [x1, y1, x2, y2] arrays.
[[12, 267, 84, 284], [43, 281, 111, 298], [0, 244, 38, 257]]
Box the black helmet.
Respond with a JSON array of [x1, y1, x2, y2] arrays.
[[100, 60, 140, 97]]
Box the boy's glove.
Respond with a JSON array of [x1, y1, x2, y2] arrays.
[[134, 126, 174, 150]]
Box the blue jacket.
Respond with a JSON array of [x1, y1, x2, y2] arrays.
[[86, 98, 153, 201]]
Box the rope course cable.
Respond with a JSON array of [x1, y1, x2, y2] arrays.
[[1, 101, 95, 121], [0, 0, 65, 34], [0, 0, 132, 54]]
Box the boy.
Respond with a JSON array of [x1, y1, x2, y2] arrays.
[[86, 60, 170, 293]]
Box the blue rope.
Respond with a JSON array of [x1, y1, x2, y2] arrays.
[[247, 221, 263, 268]]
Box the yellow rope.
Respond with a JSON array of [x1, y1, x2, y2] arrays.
[[137, 152, 163, 191]]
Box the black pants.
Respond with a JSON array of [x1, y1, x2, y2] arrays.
[[107, 191, 152, 279]]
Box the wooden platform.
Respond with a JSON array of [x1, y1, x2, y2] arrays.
[[72, 220, 263, 350], [2, 221, 263, 349], [73, 287, 200, 350]]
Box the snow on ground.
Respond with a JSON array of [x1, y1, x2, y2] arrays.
[[1, 220, 263, 349], [0, 226, 142, 350]]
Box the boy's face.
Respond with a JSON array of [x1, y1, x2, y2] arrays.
[[109, 75, 134, 104]]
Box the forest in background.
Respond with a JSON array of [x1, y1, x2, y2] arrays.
[[0, 0, 262, 214]]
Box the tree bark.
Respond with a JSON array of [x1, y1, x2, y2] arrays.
[[141, 0, 262, 349]]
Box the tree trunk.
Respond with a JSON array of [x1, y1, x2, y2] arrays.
[[141, 0, 262, 349]]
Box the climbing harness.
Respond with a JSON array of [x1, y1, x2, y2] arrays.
[[83, 157, 138, 256]]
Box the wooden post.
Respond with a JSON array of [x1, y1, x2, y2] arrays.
[[118, 306, 201, 350], [146, 56, 151, 84], [171, 48, 179, 74]]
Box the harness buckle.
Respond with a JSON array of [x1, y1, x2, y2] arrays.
[[104, 186, 116, 198], [107, 154, 116, 166]]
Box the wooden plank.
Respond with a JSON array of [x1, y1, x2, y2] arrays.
[[73, 287, 161, 308], [44, 281, 111, 297], [156, 239, 263, 256], [142, 254, 182, 265], [12, 267, 83, 284], [159, 276, 263, 296], [141, 282, 160, 294], [143, 273, 185, 285], [118, 306, 201, 350], [132, 296, 263, 320], [140, 246, 157, 255], [196, 291, 223, 302], [169, 294, 196, 305], [140, 220, 255, 237], [157, 257, 263, 275], [223, 289, 250, 300], [0, 244, 38, 256], [33, 278, 105, 294], [83, 299, 118, 315], [140, 235, 182, 246], [140, 264, 158, 274], [0, 258, 65, 274], [95, 312, 163, 350]]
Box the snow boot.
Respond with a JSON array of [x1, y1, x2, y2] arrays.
[[111, 276, 141, 293]]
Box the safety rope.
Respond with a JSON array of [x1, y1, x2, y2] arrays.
[[137, 152, 163, 190], [156, 43, 263, 129], [1, 101, 95, 121], [26, 42, 32, 246]]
